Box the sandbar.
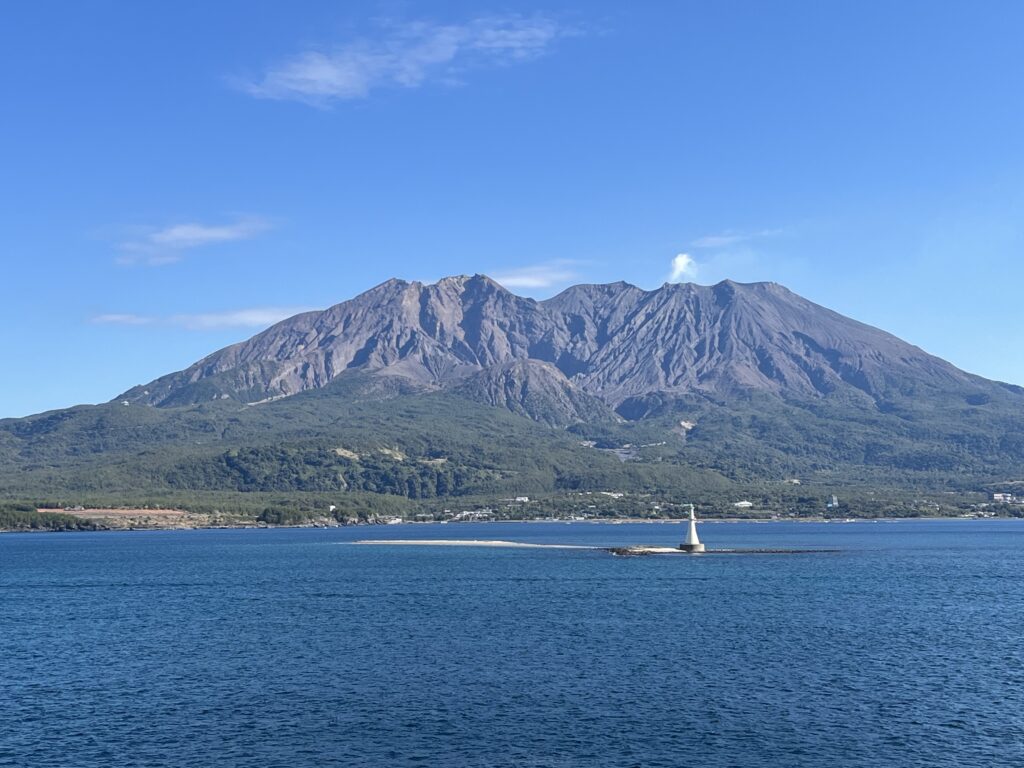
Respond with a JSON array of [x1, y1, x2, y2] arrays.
[[355, 539, 594, 549]]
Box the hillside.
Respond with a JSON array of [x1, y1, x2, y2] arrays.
[[1, 276, 1022, 519]]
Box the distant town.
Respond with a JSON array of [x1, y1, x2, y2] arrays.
[[7, 487, 1017, 534]]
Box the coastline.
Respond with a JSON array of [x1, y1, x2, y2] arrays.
[[1, 510, 1017, 534]]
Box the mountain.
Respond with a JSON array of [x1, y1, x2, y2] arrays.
[[2, 276, 1023, 517], [122, 274, 1017, 414]]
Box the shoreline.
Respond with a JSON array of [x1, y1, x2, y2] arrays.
[[2, 512, 1019, 535]]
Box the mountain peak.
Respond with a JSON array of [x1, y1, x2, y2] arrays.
[[432, 273, 507, 294], [119, 275, 986, 413]]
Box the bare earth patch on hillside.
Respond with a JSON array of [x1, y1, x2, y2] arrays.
[[43, 507, 188, 518], [37, 507, 219, 529]]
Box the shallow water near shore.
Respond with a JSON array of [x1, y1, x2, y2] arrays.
[[2, 519, 1023, 767]]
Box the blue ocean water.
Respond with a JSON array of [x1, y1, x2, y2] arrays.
[[2, 520, 1023, 767]]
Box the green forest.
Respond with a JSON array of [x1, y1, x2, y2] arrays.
[[2, 376, 1021, 530]]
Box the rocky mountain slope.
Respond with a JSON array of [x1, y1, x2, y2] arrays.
[[121, 275, 1017, 417]]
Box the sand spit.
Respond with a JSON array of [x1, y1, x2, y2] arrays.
[[355, 539, 595, 549], [354, 540, 839, 555]]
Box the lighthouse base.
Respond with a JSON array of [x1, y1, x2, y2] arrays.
[[678, 543, 705, 553]]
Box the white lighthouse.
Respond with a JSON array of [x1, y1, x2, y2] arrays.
[[679, 504, 705, 553]]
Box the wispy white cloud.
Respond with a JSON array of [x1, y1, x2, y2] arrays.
[[92, 306, 314, 330], [491, 260, 580, 289], [169, 307, 313, 330], [238, 15, 573, 105], [149, 220, 269, 248], [668, 253, 697, 282], [117, 217, 271, 266], [92, 313, 154, 326], [682, 227, 795, 283], [690, 228, 784, 249]]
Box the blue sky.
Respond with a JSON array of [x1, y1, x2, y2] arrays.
[[2, 1, 1023, 417]]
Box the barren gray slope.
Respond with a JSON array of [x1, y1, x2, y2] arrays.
[[120, 274, 1005, 412]]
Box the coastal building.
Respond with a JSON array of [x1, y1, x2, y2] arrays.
[[733, 500, 754, 509]]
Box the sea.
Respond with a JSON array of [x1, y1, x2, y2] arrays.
[[2, 519, 1022, 767]]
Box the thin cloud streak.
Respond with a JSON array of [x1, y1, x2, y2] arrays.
[[150, 220, 269, 248], [491, 261, 580, 289], [117, 217, 271, 266], [92, 306, 315, 330], [690, 228, 784, 249], [92, 313, 154, 326], [171, 307, 315, 330], [238, 15, 573, 105]]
